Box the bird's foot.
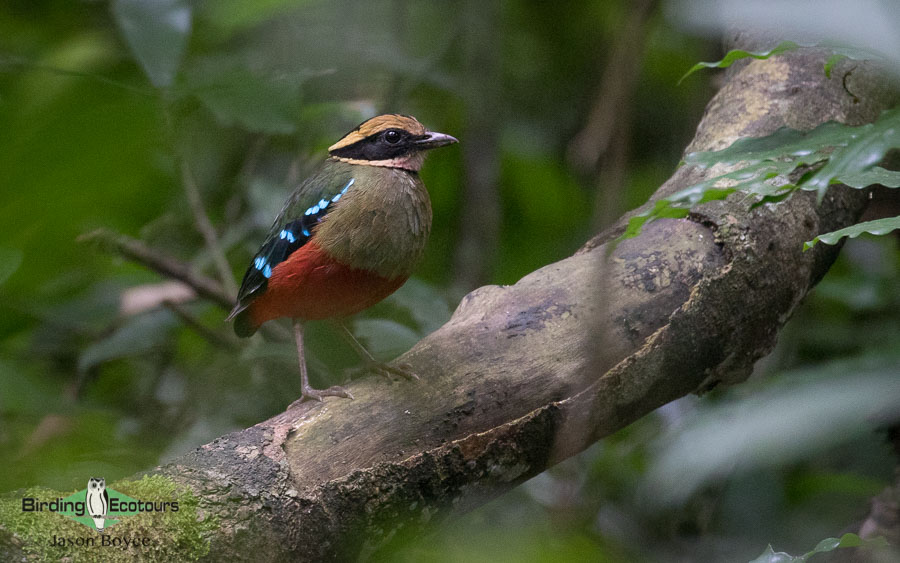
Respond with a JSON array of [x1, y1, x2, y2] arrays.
[[289, 385, 354, 408]]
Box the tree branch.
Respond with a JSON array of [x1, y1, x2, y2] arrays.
[[77, 228, 234, 309], [6, 37, 898, 561]]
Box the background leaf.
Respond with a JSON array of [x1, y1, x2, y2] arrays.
[[641, 356, 900, 507], [804, 216, 900, 250], [679, 41, 798, 83], [111, 0, 191, 88], [77, 309, 178, 374], [183, 60, 304, 134]]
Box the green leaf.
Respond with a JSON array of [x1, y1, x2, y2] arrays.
[[622, 108, 900, 241], [803, 111, 900, 199], [684, 121, 851, 170], [834, 166, 900, 188], [352, 319, 420, 359], [78, 309, 178, 373], [385, 278, 452, 335], [198, 0, 308, 36], [679, 41, 798, 84], [184, 58, 304, 134], [804, 216, 900, 250], [111, 0, 191, 88], [642, 358, 900, 507], [748, 534, 889, 563]]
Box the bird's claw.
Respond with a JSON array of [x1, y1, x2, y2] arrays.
[[290, 385, 354, 407]]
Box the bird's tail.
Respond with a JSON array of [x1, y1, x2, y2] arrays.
[[229, 308, 259, 338], [93, 517, 105, 532]]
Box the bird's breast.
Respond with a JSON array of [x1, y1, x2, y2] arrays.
[[312, 167, 432, 278]]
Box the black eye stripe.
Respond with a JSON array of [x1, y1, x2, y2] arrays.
[[330, 129, 416, 161]]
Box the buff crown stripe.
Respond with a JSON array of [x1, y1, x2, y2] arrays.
[[328, 114, 426, 152]]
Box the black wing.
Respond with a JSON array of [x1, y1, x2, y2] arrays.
[[228, 166, 355, 324]]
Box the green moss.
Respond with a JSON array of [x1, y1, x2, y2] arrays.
[[0, 476, 217, 562]]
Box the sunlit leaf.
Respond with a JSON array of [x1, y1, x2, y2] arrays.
[[804, 216, 900, 250], [111, 0, 192, 88], [679, 41, 798, 84], [749, 534, 890, 563]]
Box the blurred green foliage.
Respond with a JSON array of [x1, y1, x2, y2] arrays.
[[1, 1, 897, 562]]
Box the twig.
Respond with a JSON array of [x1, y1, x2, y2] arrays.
[[79, 228, 292, 342], [566, 0, 657, 174], [78, 228, 233, 309], [0, 54, 154, 97], [181, 161, 239, 297], [451, 0, 502, 293]]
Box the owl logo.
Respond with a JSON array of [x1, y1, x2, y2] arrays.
[[85, 477, 109, 532]]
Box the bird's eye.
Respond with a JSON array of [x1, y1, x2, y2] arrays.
[[384, 130, 402, 144]]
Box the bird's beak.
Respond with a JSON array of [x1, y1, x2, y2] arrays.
[[415, 131, 459, 150]]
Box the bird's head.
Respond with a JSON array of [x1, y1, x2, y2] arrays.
[[328, 114, 457, 171]]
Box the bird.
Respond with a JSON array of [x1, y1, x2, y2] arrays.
[[85, 477, 109, 533], [227, 114, 457, 402]]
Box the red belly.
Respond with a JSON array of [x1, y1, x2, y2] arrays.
[[247, 240, 407, 326]]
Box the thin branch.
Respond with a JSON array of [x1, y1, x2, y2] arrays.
[[567, 0, 657, 174], [78, 228, 233, 309], [451, 0, 502, 293], [181, 161, 239, 297], [0, 54, 154, 97], [79, 228, 292, 342]]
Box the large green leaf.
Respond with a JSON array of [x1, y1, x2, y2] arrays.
[[111, 0, 192, 88], [804, 216, 900, 250], [183, 57, 305, 134]]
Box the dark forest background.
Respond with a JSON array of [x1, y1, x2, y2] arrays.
[[1, 1, 898, 561]]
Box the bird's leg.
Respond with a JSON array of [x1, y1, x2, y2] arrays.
[[292, 319, 354, 403], [332, 320, 419, 381]]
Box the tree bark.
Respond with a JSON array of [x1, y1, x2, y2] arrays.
[[3, 35, 898, 562]]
